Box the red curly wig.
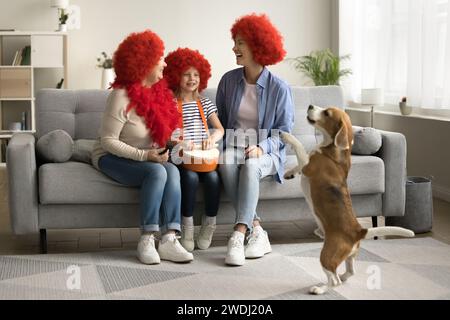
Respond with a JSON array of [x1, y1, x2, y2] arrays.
[[231, 13, 286, 66], [109, 30, 180, 147], [163, 48, 212, 93], [112, 30, 165, 87]]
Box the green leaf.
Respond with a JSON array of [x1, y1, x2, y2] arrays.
[[286, 49, 352, 86]]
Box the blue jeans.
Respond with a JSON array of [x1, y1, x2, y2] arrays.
[[178, 167, 221, 218], [218, 148, 277, 231], [98, 154, 181, 233]]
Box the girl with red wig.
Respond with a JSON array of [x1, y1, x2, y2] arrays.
[[91, 30, 193, 265], [216, 14, 295, 266], [164, 48, 224, 252]]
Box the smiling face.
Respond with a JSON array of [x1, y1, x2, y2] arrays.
[[143, 56, 167, 86], [179, 67, 200, 96], [233, 34, 254, 66]]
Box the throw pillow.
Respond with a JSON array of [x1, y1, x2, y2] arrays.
[[36, 129, 74, 163], [351, 126, 382, 155], [71, 139, 96, 164]]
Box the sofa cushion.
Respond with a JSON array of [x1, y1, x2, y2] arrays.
[[39, 162, 140, 205], [352, 126, 382, 155], [36, 129, 74, 163], [70, 139, 96, 164], [39, 155, 385, 205]]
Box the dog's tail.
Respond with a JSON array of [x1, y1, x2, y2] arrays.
[[364, 227, 415, 239]]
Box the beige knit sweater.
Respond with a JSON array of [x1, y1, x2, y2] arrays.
[[91, 89, 157, 169]]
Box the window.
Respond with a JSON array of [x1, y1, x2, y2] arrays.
[[340, 0, 450, 110]]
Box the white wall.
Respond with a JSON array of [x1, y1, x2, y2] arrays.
[[0, 0, 332, 89]]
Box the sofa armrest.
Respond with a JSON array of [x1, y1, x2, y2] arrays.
[[377, 130, 407, 217], [6, 133, 39, 234]]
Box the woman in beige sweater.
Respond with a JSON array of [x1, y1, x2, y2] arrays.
[[91, 30, 193, 265]]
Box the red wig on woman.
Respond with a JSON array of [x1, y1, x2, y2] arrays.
[[110, 30, 180, 147], [163, 48, 212, 93], [231, 13, 286, 66]]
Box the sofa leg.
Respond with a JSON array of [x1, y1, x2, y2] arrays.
[[40, 229, 47, 254], [372, 216, 378, 228], [372, 217, 378, 240]]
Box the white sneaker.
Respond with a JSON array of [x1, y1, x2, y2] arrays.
[[197, 223, 216, 250], [137, 234, 160, 265], [225, 232, 245, 266], [158, 235, 194, 263], [245, 226, 272, 259], [180, 225, 195, 252]]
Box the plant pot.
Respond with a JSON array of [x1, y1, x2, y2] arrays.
[[399, 101, 412, 115], [58, 24, 67, 32], [101, 68, 115, 90]]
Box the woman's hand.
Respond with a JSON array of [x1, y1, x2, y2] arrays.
[[147, 149, 169, 163], [245, 145, 263, 159]]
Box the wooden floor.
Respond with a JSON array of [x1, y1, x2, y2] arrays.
[[1, 163, 449, 255]]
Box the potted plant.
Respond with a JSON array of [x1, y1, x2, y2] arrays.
[[58, 9, 69, 32], [97, 52, 114, 89], [287, 49, 352, 86]]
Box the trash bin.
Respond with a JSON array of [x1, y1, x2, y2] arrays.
[[386, 176, 433, 234]]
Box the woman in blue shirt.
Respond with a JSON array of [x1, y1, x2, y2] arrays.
[[216, 13, 295, 266]]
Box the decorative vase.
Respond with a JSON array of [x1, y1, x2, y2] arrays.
[[101, 68, 115, 90], [58, 24, 67, 32], [399, 101, 412, 115]]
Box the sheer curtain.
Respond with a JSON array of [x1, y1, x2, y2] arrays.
[[340, 0, 450, 109]]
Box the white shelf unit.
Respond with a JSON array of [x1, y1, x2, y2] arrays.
[[0, 31, 67, 162]]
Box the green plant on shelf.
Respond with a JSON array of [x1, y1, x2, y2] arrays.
[[287, 49, 352, 86], [97, 52, 113, 69], [59, 9, 69, 25]]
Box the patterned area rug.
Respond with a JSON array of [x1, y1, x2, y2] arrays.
[[1, 237, 450, 300]]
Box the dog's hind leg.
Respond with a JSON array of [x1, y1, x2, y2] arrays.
[[340, 245, 358, 282], [340, 254, 356, 282], [310, 268, 341, 295], [310, 242, 345, 295]]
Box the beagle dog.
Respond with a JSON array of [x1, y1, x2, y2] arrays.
[[281, 105, 414, 295]]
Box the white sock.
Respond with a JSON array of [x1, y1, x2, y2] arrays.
[[161, 232, 176, 243], [182, 216, 194, 227], [203, 216, 216, 226], [231, 231, 245, 242], [252, 225, 264, 234]]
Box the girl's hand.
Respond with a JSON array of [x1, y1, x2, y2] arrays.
[[147, 149, 169, 163], [202, 137, 214, 150], [245, 145, 263, 159]]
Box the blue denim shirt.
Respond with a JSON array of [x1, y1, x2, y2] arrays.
[[216, 67, 295, 183]]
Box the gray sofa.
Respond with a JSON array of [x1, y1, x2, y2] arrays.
[[6, 86, 407, 253]]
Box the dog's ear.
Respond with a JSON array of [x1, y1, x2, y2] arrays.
[[334, 121, 350, 150]]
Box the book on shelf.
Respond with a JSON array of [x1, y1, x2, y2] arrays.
[[11, 51, 19, 65], [12, 49, 22, 66], [20, 46, 31, 66], [11, 46, 31, 66], [21, 111, 27, 130]]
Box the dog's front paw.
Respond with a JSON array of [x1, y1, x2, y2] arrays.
[[284, 169, 297, 180]]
